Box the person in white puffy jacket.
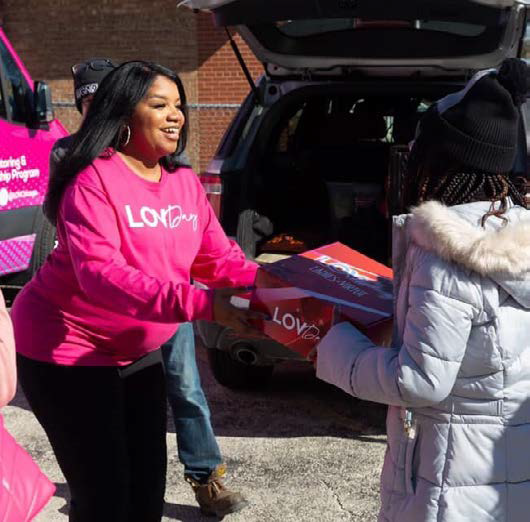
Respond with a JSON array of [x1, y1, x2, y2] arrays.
[[316, 58, 530, 522]]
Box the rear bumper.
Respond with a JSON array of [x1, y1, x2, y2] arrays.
[[195, 320, 303, 365]]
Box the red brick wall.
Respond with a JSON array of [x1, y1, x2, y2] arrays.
[[0, 2, 262, 171], [196, 12, 262, 172], [1, 0, 201, 166]]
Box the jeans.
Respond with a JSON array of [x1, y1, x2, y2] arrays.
[[162, 322, 222, 483], [17, 352, 167, 522]]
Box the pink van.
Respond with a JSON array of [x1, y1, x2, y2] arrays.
[[0, 28, 68, 303]]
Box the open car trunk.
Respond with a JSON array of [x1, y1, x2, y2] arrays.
[[235, 86, 459, 265], [184, 0, 527, 263], [182, 0, 527, 78]]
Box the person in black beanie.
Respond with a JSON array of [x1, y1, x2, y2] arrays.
[[313, 58, 530, 522], [46, 59, 117, 190], [72, 58, 117, 115], [401, 58, 528, 217]]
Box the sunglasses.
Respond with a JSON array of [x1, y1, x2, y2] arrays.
[[71, 59, 116, 76]]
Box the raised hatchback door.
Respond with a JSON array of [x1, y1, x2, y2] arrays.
[[182, 0, 527, 76], [181, 0, 527, 21]]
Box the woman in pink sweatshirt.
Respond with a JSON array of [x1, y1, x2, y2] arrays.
[[11, 61, 259, 522]]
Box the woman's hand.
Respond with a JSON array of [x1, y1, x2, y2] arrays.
[[213, 287, 268, 338]]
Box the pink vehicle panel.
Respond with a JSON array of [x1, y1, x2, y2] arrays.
[[0, 28, 67, 277]]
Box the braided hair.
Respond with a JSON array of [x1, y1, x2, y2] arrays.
[[403, 146, 528, 225], [403, 58, 529, 224]]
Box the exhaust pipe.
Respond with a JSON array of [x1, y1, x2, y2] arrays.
[[233, 346, 258, 366]]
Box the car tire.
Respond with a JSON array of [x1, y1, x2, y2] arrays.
[[207, 348, 274, 390], [31, 214, 56, 274]]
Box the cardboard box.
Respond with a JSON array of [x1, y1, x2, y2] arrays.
[[250, 242, 393, 358]]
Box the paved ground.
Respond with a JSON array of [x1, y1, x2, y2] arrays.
[[3, 347, 387, 521]]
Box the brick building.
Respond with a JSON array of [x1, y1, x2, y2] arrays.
[[0, 0, 262, 171]]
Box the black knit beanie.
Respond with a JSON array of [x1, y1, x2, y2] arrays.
[[414, 58, 527, 174], [72, 58, 117, 112]]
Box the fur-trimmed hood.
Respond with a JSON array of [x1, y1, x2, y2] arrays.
[[405, 200, 530, 308]]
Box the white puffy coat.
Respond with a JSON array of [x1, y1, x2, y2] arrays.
[[317, 200, 530, 522]]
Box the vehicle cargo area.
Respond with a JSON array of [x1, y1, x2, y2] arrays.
[[238, 93, 432, 266]]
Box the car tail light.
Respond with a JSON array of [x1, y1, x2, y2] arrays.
[[199, 173, 223, 219]]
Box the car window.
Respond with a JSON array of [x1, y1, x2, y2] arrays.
[[276, 107, 303, 152], [293, 97, 396, 149], [216, 91, 257, 159], [0, 37, 31, 124], [523, 22, 530, 59], [0, 70, 6, 119]]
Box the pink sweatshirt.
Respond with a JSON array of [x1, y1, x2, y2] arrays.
[[12, 153, 257, 366]]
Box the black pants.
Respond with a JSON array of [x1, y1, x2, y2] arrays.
[[17, 352, 167, 522]]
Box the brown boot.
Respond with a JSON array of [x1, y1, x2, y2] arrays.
[[186, 465, 249, 518]]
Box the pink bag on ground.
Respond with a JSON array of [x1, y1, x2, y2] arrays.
[[0, 290, 16, 408], [0, 413, 55, 521]]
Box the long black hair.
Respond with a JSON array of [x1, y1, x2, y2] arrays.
[[45, 61, 189, 224]]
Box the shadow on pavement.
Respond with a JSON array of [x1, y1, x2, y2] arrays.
[[52, 482, 70, 515], [11, 352, 388, 442], [52, 483, 215, 521], [8, 382, 31, 411], [168, 356, 388, 441], [163, 502, 215, 521]]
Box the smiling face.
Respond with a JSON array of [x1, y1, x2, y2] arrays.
[[125, 74, 185, 164]]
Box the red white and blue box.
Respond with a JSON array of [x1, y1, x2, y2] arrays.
[[250, 242, 394, 358]]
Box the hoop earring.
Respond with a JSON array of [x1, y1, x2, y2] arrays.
[[122, 125, 131, 148]]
